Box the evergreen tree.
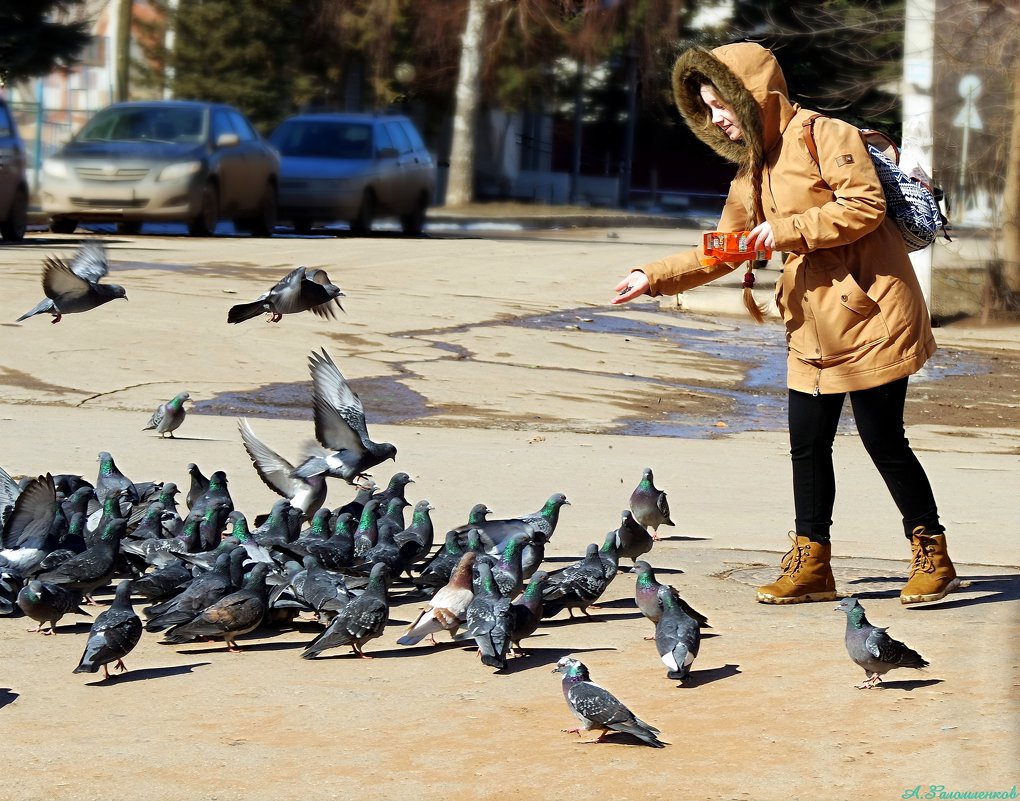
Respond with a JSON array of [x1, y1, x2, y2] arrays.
[[0, 0, 92, 87], [168, 0, 315, 132]]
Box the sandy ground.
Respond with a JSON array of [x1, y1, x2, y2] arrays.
[[1, 227, 1018, 801]]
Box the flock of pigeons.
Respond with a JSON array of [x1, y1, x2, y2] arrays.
[[5, 239, 933, 747]]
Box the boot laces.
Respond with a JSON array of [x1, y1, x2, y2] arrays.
[[910, 529, 937, 575], [778, 532, 806, 576]]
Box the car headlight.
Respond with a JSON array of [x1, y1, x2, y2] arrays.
[[42, 159, 69, 179], [157, 161, 201, 182]]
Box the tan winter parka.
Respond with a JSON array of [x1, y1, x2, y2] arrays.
[[637, 43, 936, 394]]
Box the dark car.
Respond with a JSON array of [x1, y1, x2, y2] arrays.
[[0, 96, 29, 241], [39, 100, 279, 236], [269, 112, 435, 235]]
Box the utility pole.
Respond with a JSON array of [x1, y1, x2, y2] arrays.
[[115, 0, 133, 101]]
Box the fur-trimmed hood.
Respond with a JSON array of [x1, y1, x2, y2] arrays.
[[672, 43, 799, 171]]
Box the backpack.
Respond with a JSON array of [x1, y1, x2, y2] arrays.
[[802, 114, 949, 252]]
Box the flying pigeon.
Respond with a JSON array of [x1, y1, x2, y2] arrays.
[[629, 467, 674, 540], [301, 562, 390, 659], [293, 349, 397, 486], [73, 580, 142, 679], [17, 579, 90, 634], [398, 551, 477, 645], [227, 265, 345, 324], [143, 392, 190, 438], [836, 597, 929, 689], [238, 418, 327, 519], [16, 240, 128, 324], [553, 657, 666, 747], [654, 584, 701, 682]]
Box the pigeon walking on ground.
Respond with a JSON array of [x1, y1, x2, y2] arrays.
[[465, 560, 513, 670], [633, 561, 710, 632], [73, 580, 142, 679], [654, 584, 701, 682], [553, 656, 666, 747], [17, 580, 90, 634], [398, 551, 477, 645], [629, 467, 674, 540], [227, 265, 345, 324], [509, 570, 548, 658], [301, 562, 390, 659], [293, 349, 397, 486], [836, 597, 929, 689], [143, 392, 190, 438], [16, 240, 128, 324], [541, 544, 613, 620], [613, 509, 654, 568], [162, 563, 270, 652]]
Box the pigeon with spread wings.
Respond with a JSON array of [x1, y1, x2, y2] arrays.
[[227, 266, 344, 324], [16, 240, 127, 324], [293, 349, 397, 486]]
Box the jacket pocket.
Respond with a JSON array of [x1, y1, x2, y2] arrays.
[[812, 270, 890, 361]]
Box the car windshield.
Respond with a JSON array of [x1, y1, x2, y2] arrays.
[[270, 120, 373, 159], [76, 106, 206, 144]]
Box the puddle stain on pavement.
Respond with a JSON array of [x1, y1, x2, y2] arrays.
[[192, 305, 990, 440]]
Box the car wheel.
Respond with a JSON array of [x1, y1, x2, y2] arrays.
[[117, 221, 143, 235], [240, 183, 277, 237], [49, 217, 78, 235], [0, 188, 28, 241], [350, 189, 375, 234], [400, 192, 429, 236], [188, 182, 219, 236]]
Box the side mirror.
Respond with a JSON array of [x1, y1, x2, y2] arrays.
[[215, 132, 240, 148], [377, 146, 399, 159]]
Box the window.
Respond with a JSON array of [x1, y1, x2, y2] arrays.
[[384, 120, 412, 155], [228, 110, 257, 142]]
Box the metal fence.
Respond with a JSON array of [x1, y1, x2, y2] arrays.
[[9, 101, 99, 195]]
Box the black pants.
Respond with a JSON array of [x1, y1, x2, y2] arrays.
[[789, 376, 943, 542]]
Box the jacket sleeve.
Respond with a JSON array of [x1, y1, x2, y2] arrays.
[[769, 116, 887, 254], [634, 179, 750, 298]]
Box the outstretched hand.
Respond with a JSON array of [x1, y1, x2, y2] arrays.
[[610, 271, 649, 305]]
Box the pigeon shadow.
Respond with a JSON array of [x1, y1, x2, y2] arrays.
[[875, 678, 944, 691], [567, 731, 666, 749], [505, 643, 617, 671], [0, 688, 19, 709], [654, 534, 712, 543], [81, 662, 212, 685], [673, 663, 741, 688]]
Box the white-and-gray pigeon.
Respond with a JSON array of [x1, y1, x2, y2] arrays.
[[654, 584, 701, 682], [836, 597, 929, 688], [143, 392, 190, 438], [553, 656, 666, 747], [292, 349, 397, 486], [238, 418, 327, 519], [16, 240, 127, 324], [227, 265, 344, 324]]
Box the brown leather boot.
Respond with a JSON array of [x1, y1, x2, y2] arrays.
[[900, 528, 961, 604], [756, 533, 837, 604]]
